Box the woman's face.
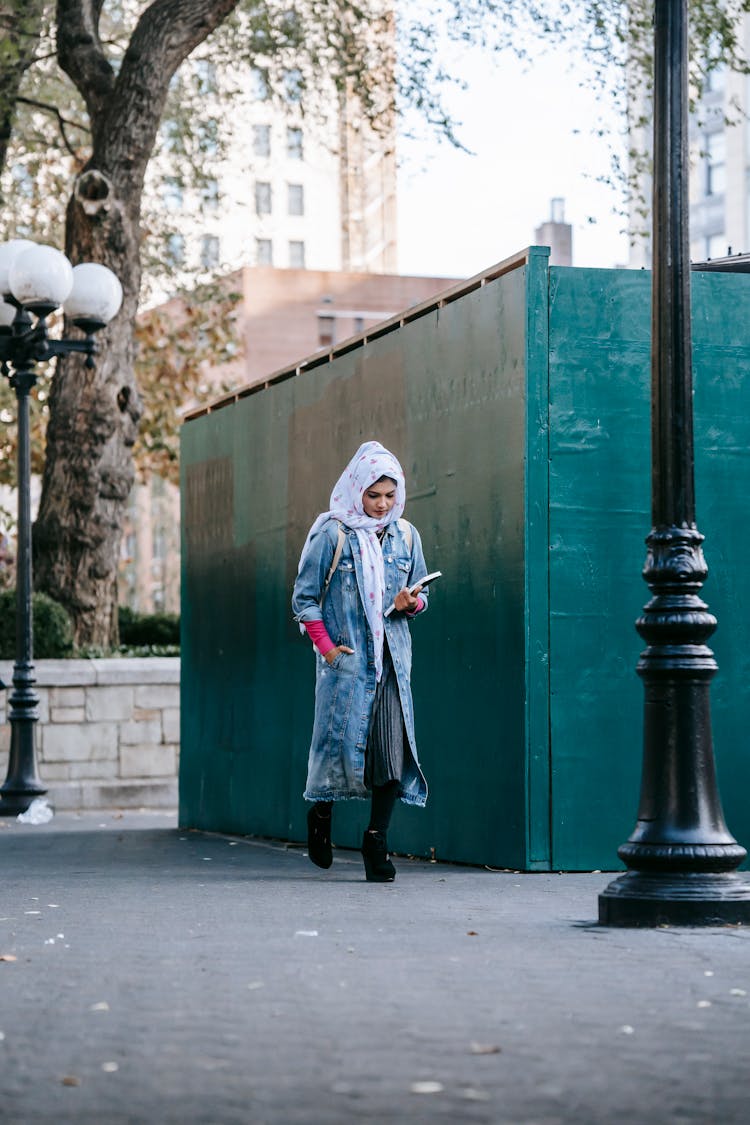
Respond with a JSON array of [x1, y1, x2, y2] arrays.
[[362, 477, 397, 520]]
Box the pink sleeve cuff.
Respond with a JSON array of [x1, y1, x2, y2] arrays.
[[303, 619, 336, 655], [405, 595, 425, 618]]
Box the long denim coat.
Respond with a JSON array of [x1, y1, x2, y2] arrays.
[[292, 518, 429, 806]]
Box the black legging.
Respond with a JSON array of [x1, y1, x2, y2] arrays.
[[314, 780, 399, 836]]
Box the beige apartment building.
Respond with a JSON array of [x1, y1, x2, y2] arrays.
[[629, 13, 750, 267], [147, 57, 398, 284]]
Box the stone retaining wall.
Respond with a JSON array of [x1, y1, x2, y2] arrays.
[[0, 658, 180, 810]]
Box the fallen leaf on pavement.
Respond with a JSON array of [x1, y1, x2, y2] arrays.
[[466, 931, 478, 936], [61, 1076, 81, 1087], [469, 1042, 501, 1055]]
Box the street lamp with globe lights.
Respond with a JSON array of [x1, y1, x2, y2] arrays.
[[0, 239, 122, 816]]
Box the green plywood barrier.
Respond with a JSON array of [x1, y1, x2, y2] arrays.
[[180, 251, 750, 871]]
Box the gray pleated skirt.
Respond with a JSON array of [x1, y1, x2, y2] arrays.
[[364, 639, 406, 789]]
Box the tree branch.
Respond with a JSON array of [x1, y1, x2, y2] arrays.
[[0, 0, 47, 174], [16, 95, 89, 159], [93, 0, 241, 184], [56, 0, 115, 119]]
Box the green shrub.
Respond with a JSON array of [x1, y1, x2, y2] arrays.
[[118, 606, 180, 646], [0, 590, 75, 659]]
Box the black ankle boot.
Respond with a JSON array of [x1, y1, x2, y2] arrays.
[[361, 829, 396, 882], [307, 804, 333, 869]]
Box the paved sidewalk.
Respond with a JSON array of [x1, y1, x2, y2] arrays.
[[1, 811, 749, 1124]]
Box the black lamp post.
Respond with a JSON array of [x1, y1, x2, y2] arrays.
[[0, 241, 122, 816], [598, 0, 750, 925]]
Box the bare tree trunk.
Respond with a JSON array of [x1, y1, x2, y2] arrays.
[[33, 173, 142, 645], [33, 0, 240, 647]]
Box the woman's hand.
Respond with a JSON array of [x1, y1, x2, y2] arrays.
[[324, 644, 355, 665], [393, 586, 421, 615]]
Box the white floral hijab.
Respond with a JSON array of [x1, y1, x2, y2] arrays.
[[297, 440, 406, 680]]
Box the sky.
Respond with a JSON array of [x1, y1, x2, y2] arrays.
[[396, 44, 632, 279]]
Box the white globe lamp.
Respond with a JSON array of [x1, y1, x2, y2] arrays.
[[0, 239, 37, 299], [8, 244, 74, 317], [63, 263, 123, 332]]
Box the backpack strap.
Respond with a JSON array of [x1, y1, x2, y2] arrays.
[[397, 518, 413, 553], [322, 520, 411, 604], [321, 522, 346, 602]]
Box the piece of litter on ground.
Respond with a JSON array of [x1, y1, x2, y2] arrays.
[[48, 904, 60, 909], [469, 1041, 501, 1055], [410, 1081, 444, 1095], [228, 841, 238, 846], [202, 857, 212, 861], [704, 970, 714, 977], [101, 1061, 119, 1073], [247, 981, 264, 990], [463, 1087, 491, 1101], [730, 988, 747, 996], [90, 1001, 110, 1012], [466, 930, 478, 936], [44, 938, 55, 945], [0, 954, 17, 962], [57, 934, 64, 939], [24, 911, 41, 915], [0, 1031, 5, 1041], [16, 798, 53, 825], [697, 1000, 712, 1009], [294, 930, 318, 937], [620, 1025, 635, 1035], [61, 1075, 81, 1087]]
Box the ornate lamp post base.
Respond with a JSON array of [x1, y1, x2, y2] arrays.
[[598, 2, 749, 926], [599, 871, 750, 927], [0, 663, 45, 816]]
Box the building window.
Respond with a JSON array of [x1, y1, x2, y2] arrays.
[[284, 68, 303, 103], [194, 59, 218, 94], [165, 233, 185, 267], [253, 125, 271, 158], [287, 127, 303, 160], [162, 118, 182, 153], [287, 183, 304, 216], [251, 67, 270, 101], [201, 179, 219, 211], [11, 164, 33, 199], [162, 177, 183, 211], [705, 131, 726, 196], [289, 240, 305, 268], [200, 234, 220, 269], [255, 181, 272, 215], [705, 232, 727, 259], [705, 64, 726, 94], [318, 314, 335, 347], [256, 238, 273, 266], [197, 118, 219, 157]]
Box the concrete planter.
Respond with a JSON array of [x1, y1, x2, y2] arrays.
[[0, 658, 180, 810]]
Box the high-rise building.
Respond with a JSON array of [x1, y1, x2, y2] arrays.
[[146, 56, 398, 288], [629, 14, 750, 267]]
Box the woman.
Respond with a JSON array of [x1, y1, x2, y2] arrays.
[[292, 440, 431, 882]]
